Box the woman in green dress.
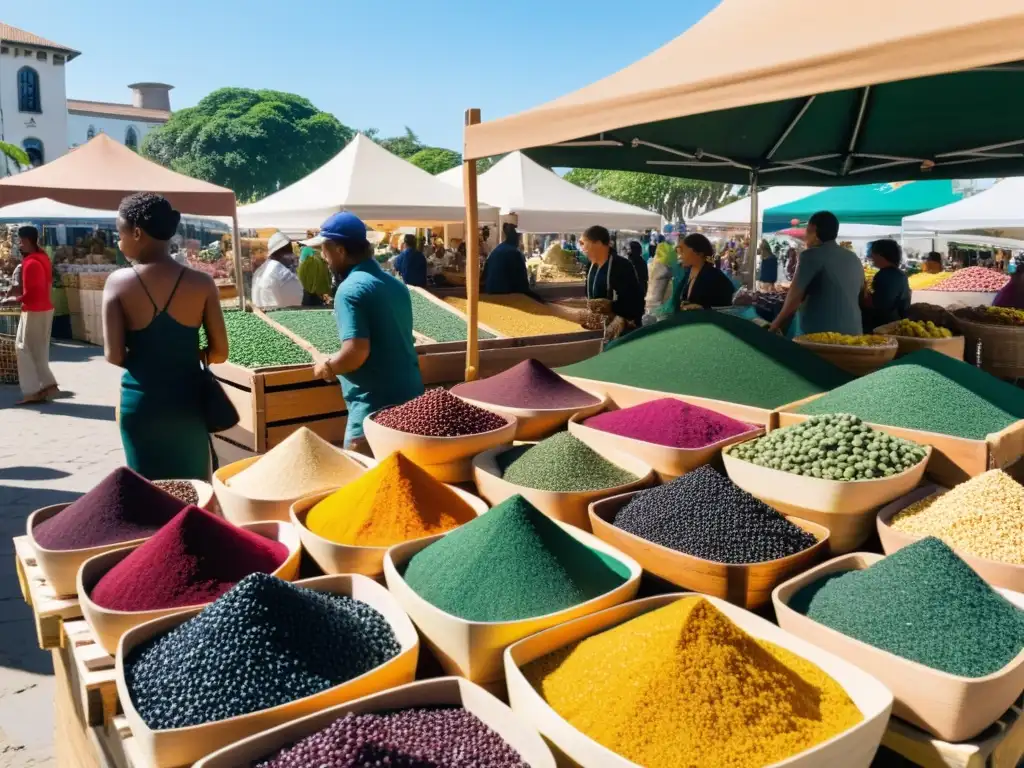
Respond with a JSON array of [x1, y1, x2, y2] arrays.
[[102, 193, 229, 480]]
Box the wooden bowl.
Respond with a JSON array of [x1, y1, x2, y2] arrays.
[[794, 336, 898, 377], [568, 410, 763, 482], [78, 521, 302, 655], [362, 410, 518, 483], [193, 677, 556, 768], [773, 552, 1024, 742], [876, 484, 1024, 592], [472, 445, 655, 532], [504, 594, 894, 768], [450, 388, 608, 441], [382, 526, 641, 687], [588, 490, 830, 609], [115, 574, 420, 768], [722, 447, 931, 553], [213, 450, 368, 525], [290, 484, 489, 580]]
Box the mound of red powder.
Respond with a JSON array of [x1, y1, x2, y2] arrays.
[[583, 398, 755, 449], [451, 359, 600, 409], [89, 506, 289, 611]]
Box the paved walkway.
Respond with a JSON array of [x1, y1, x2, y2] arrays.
[[0, 342, 124, 767]]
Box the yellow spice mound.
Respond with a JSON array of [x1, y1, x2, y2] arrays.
[[525, 597, 862, 768], [445, 294, 581, 337]]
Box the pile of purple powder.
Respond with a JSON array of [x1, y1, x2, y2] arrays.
[[451, 359, 600, 409], [255, 707, 529, 767], [373, 388, 507, 437], [583, 398, 755, 449]]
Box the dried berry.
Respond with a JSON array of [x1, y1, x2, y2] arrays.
[[152, 480, 199, 506], [373, 388, 506, 437]]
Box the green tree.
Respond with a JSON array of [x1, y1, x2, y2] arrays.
[[142, 88, 354, 202], [409, 147, 462, 175], [564, 169, 728, 223], [0, 141, 29, 175], [375, 127, 424, 159]]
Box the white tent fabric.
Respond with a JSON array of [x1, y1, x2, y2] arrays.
[[0, 197, 117, 222], [689, 187, 824, 228], [902, 177, 1024, 236], [238, 134, 498, 229], [436, 152, 660, 232]]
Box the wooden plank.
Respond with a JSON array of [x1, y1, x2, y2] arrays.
[[266, 415, 348, 449], [253, 373, 267, 453], [212, 433, 258, 465], [987, 419, 1024, 472], [219, 380, 255, 433], [209, 360, 253, 389], [61, 619, 118, 727], [253, 306, 326, 362], [264, 384, 346, 423], [260, 365, 323, 388], [14, 535, 82, 649]]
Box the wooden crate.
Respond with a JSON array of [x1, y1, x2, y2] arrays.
[[13, 535, 82, 649], [59, 619, 120, 727]]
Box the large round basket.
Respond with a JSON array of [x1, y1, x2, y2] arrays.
[[873, 322, 965, 361], [793, 336, 898, 377], [957, 318, 1024, 379]]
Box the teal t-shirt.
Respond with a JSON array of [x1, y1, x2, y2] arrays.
[[334, 260, 424, 440], [794, 240, 865, 336]]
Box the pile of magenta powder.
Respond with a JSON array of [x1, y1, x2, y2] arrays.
[[89, 506, 289, 611], [31, 467, 186, 550], [583, 397, 755, 449], [255, 707, 529, 768], [451, 359, 600, 409], [373, 388, 506, 437]]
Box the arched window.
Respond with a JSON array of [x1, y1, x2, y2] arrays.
[[22, 138, 43, 167], [125, 126, 138, 150], [17, 67, 41, 113], [86, 125, 96, 140]]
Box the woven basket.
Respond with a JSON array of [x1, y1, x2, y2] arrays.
[[958, 318, 1024, 379], [794, 336, 898, 377], [0, 311, 18, 386], [873, 322, 965, 361], [78, 273, 109, 290]]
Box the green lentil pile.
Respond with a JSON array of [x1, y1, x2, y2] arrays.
[[269, 309, 341, 354], [498, 432, 639, 492], [409, 290, 494, 343], [201, 311, 312, 368], [558, 311, 851, 409], [796, 349, 1024, 440], [727, 414, 928, 480], [792, 538, 1024, 677]]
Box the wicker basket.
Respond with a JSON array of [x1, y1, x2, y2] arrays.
[[0, 311, 18, 386], [793, 335, 898, 377], [957, 318, 1024, 379], [873, 322, 965, 361]]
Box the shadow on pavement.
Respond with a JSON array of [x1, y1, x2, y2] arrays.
[[6, 401, 115, 421], [0, 467, 72, 482]]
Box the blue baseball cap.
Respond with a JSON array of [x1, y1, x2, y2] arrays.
[[301, 211, 368, 248]]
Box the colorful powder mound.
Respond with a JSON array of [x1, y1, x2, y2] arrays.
[[451, 359, 600, 410], [584, 397, 755, 449], [498, 432, 638, 493]]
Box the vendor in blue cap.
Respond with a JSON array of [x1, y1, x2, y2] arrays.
[[307, 212, 424, 454]]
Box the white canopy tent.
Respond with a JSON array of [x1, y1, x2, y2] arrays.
[[0, 197, 117, 223], [437, 152, 660, 232], [689, 187, 824, 229], [902, 177, 1024, 238], [238, 134, 498, 230]]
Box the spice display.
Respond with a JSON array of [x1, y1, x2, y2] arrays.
[[305, 452, 476, 547], [793, 538, 1024, 677], [584, 398, 754, 449], [451, 359, 599, 410], [908, 271, 953, 290], [204, 310, 312, 368], [255, 707, 529, 768], [409, 289, 494, 343], [524, 597, 862, 767], [499, 432, 638, 492], [800, 332, 892, 346], [228, 427, 364, 499], [89, 506, 289, 611], [152, 480, 199, 506], [270, 309, 341, 354], [614, 466, 817, 563], [931, 266, 1009, 293], [891, 470, 1024, 565], [32, 467, 185, 550], [444, 294, 581, 337], [796, 349, 1024, 440], [402, 494, 628, 621], [956, 305, 1024, 326], [727, 414, 927, 480], [373, 388, 507, 437], [124, 574, 401, 729], [884, 319, 954, 338], [559, 311, 850, 410]]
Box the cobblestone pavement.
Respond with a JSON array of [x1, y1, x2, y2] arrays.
[[0, 342, 123, 767]]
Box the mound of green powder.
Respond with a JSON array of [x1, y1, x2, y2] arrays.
[[558, 311, 850, 409], [792, 537, 1024, 677], [409, 290, 495, 343], [498, 432, 638, 492], [269, 310, 341, 354], [796, 349, 1024, 440], [402, 494, 629, 621]]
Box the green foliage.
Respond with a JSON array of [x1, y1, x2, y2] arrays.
[[141, 88, 355, 202], [0, 141, 29, 173], [374, 126, 424, 159], [564, 169, 728, 222], [409, 147, 462, 175]]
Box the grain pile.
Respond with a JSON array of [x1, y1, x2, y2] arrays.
[[152, 480, 199, 506], [931, 266, 1009, 292], [373, 388, 507, 437], [800, 333, 892, 346], [583, 398, 754, 449], [498, 432, 638, 492], [270, 309, 341, 354], [908, 271, 953, 290], [957, 305, 1024, 326], [884, 319, 953, 338], [409, 289, 494, 342], [204, 310, 312, 368], [451, 359, 599, 409], [444, 294, 581, 337]]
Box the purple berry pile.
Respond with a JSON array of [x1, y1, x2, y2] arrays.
[[373, 388, 507, 437]]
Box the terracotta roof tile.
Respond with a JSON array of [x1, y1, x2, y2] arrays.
[[0, 23, 79, 58], [66, 100, 170, 122]]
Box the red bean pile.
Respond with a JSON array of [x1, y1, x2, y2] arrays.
[[373, 388, 507, 437], [933, 267, 1009, 293]]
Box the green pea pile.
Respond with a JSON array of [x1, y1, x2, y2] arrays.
[[270, 310, 341, 355], [202, 311, 312, 369], [409, 290, 494, 343], [727, 414, 928, 481]]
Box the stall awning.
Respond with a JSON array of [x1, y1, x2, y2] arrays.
[[689, 187, 824, 228], [902, 177, 1024, 234]]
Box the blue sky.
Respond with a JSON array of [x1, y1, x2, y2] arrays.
[[5, 0, 717, 151]]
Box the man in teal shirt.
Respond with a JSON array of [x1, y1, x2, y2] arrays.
[[310, 212, 423, 453]]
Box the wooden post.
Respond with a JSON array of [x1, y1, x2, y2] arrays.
[[231, 211, 246, 311], [463, 108, 482, 381]]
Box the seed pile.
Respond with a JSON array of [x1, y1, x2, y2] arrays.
[[306, 452, 476, 547], [451, 359, 599, 409], [885, 319, 953, 338], [792, 538, 1024, 677], [152, 480, 199, 506], [932, 266, 1009, 292], [801, 332, 892, 347], [796, 349, 1024, 440], [584, 397, 754, 449], [204, 310, 312, 368], [255, 707, 529, 768], [499, 432, 638, 492], [908, 271, 952, 290], [124, 574, 401, 729], [957, 305, 1024, 327], [614, 466, 817, 563], [558, 311, 850, 409], [445, 294, 581, 337], [891, 470, 1024, 565], [409, 289, 494, 343], [90, 506, 289, 611], [525, 597, 862, 767], [32, 467, 185, 550], [373, 388, 507, 437], [229, 427, 365, 499], [728, 414, 927, 480], [402, 494, 628, 621], [270, 309, 341, 354]]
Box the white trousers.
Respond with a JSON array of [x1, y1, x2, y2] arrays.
[[16, 310, 56, 396]]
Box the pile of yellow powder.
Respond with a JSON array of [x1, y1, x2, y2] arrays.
[[524, 597, 862, 767], [444, 294, 582, 337]]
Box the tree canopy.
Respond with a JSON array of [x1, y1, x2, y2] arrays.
[[564, 169, 728, 223], [409, 147, 462, 175]]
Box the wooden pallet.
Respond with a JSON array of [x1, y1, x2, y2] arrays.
[[60, 619, 120, 728], [13, 535, 82, 649]]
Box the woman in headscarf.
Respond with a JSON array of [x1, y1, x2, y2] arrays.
[[644, 241, 683, 317]]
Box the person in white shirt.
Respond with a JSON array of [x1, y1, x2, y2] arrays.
[[252, 232, 303, 308]]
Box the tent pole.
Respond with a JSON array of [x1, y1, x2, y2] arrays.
[[463, 108, 482, 382], [747, 171, 759, 288], [232, 213, 246, 311]]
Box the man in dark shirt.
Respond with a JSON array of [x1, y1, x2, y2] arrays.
[[864, 238, 911, 331], [581, 225, 644, 338], [393, 234, 427, 288], [483, 222, 532, 295]]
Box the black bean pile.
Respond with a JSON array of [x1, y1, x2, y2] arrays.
[[255, 707, 529, 768], [152, 480, 199, 506], [373, 388, 507, 437], [613, 466, 818, 564], [124, 574, 401, 729]]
